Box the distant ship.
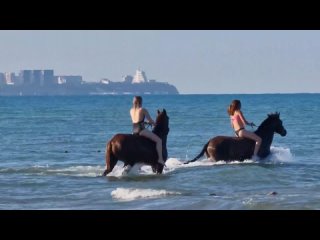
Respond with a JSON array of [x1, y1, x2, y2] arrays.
[[89, 69, 179, 95]]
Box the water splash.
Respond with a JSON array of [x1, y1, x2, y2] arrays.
[[111, 187, 181, 201]]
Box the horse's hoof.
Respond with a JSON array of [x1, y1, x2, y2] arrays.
[[102, 170, 108, 176], [158, 160, 166, 167]]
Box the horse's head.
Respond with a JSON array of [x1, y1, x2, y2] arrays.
[[260, 112, 287, 136], [153, 109, 170, 137]]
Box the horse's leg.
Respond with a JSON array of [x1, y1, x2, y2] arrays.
[[102, 141, 118, 176], [151, 165, 157, 173], [156, 164, 164, 174], [206, 145, 217, 162], [122, 163, 132, 175]]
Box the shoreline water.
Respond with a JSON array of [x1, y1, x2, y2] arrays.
[[0, 94, 319, 209]]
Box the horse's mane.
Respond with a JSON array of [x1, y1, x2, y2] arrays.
[[256, 112, 280, 131]]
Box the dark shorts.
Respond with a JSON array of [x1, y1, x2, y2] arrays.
[[133, 122, 145, 135], [235, 127, 244, 137]]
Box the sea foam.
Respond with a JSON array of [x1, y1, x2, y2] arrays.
[[111, 187, 180, 201]]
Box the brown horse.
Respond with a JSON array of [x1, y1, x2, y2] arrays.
[[185, 112, 287, 164], [102, 109, 169, 176]]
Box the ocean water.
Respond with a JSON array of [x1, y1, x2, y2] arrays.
[[0, 94, 320, 209]]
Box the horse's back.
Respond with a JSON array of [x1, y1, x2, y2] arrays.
[[208, 136, 254, 161], [208, 136, 244, 147], [110, 133, 134, 143], [110, 133, 152, 145], [210, 135, 253, 144], [109, 133, 156, 158]]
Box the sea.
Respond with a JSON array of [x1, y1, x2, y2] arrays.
[[0, 94, 319, 210]]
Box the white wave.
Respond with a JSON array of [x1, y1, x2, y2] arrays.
[[33, 146, 292, 178], [181, 146, 293, 166], [138, 158, 181, 175], [102, 150, 287, 177], [106, 163, 146, 177], [111, 187, 180, 201], [106, 159, 183, 177], [158, 146, 293, 171], [266, 146, 294, 163], [33, 164, 49, 168], [136, 157, 255, 174], [47, 165, 105, 177], [135, 157, 218, 174], [164, 157, 254, 169]]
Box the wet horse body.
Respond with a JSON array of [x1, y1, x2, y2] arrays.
[[187, 113, 287, 163], [102, 110, 169, 176]]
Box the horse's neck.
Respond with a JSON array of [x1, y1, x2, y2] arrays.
[[152, 129, 161, 139], [153, 129, 167, 144], [152, 124, 165, 139], [161, 135, 168, 160], [162, 135, 167, 145], [255, 126, 274, 150], [153, 128, 168, 160]]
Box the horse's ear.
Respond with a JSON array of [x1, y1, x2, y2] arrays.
[[157, 109, 161, 115], [163, 109, 166, 115]]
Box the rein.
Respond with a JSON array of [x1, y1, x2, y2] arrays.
[[144, 122, 153, 129]]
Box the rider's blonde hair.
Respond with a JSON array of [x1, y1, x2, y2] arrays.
[[133, 96, 142, 109]]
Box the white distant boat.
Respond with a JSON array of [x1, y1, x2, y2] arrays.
[[100, 79, 111, 84], [132, 69, 148, 84], [89, 91, 118, 95]]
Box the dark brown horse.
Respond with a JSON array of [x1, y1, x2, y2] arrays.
[[185, 112, 287, 164], [102, 109, 169, 176]]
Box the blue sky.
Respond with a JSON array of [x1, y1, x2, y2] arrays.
[[0, 30, 319, 94]]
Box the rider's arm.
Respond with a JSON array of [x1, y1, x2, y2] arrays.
[[143, 108, 155, 125], [129, 108, 134, 122], [239, 111, 252, 126], [230, 118, 234, 129]]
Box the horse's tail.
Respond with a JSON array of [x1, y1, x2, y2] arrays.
[[102, 140, 114, 176], [184, 141, 209, 164]]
